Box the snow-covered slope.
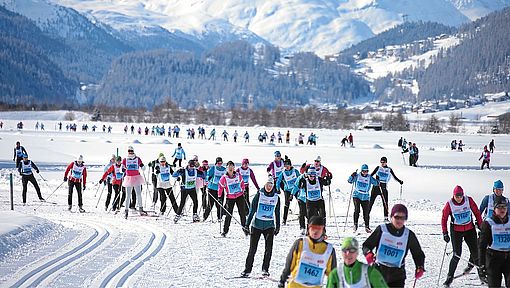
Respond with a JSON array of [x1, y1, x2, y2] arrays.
[[48, 0, 510, 56]]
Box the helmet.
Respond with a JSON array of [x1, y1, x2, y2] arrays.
[[361, 164, 369, 171]]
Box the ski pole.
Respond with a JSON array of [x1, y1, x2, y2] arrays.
[[400, 184, 403, 201], [451, 253, 480, 268], [34, 181, 65, 211], [167, 179, 181, 217], [142, 172, 149, 208], [328, 186, 341, 238], [94, 183, 101, 197], [343, 170, 357, 231], [437, 242, 448, 287], [412, 277, 417, 288], [95, 184, 106, 208]]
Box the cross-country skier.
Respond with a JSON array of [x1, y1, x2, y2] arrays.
[[64, 155, 87, 212], [267, 151, 285, 182], [209, 128, 216, 140], [18, 154, 44, 204], [441, 185, 484, 287], [236, 158, 260, 215], [241, 175, 281, 278], [198, 160, 210, 211], [222, 130, 229, 141], [479, 145, 491, 170], [292, 173, 308, 235], [148, 152, 165, 209], [154, 156, 178, 215], [171, 143, 186, 167], [478, 196, 510, 287], [203, 157, 226, 221], [244, 131, 249, 143], [276, 156, 300, 225], [172, 159, 205, 223], [278, 215, 337, 288], [233, 130, 238, 142], [99, 156, 124, 212], [122, 146, 147, 218], [101, 155, 116, 211], [362, 204, 425, 288], [326, 237, 388, 288], [296, 167, 328, 230], [479, 180, 508, 220], [370, 157, 403, 222], [348, 164, 379, 233], [218, 161, 247, 236], [300, 156, 333, 186], [489, 139, 495, 153], [13, 141, 28, 168]]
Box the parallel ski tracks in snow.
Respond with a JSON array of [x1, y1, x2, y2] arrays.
[[95, 222, 167, 288], [9, 220, 110, 288]]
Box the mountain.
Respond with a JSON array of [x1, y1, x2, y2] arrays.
[[0, 6, 76, 106], [50, 0, 510, 56], [93, 41, 371, 110]]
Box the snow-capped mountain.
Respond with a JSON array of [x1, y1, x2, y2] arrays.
[[49, 0, 510, 56]]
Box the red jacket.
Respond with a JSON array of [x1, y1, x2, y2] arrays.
[[101, 164, 124, 185], [64, 161, 87, 186], [441, 196, 482, 233], [300, 164, 332, 179]]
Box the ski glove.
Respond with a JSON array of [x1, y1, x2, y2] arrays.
[[64, 177, 68, 182], [443, 233, 450, 243], [415, 267, 425, 279], [288, 194, 293, 201], [399, 180, 404, 185], [365, 252, 375, 265], [277, 282, 284, 288], [83, 186, 86, 191], [274, 227, 280, 236], [99, 179, 103, 185], [242, 226, 250, 236], [351, 172, 357, 178], [36, 169, 40, 174]]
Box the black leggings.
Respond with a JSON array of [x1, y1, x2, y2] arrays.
[[487, 249, 510, 287], [105, 182, 113, 208], [68, 181, 83, 206], [447, 228, 478, 277], [173, 158, 183, 167], [306, 199, 326, 225], [21, 174, 42, 203], [223, 197, 247, 234], [283, 190, 292, 223], [158, 187, 178, 213], [244, 227, 275, 273], [369, 183, 389, 217], [176, 188, 198, 215], [298, 199, 307, 229], [203, 188, 224, 221], [353, 198, 370, 227]]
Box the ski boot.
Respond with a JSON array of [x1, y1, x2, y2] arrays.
[[39, 198, 45, 202], [193, 213, 200, 223], [353, 224, 358, 233], [384, 217, 390, 223], [138, 208, 148, 216], [105, 206, 108, 212], [68, 205, 72, 211], [124, 210, 129, 219], [365, 226, 372, 233], [22, 202, 26, 206], [300, 228, 306, 236], [463, 264, 474, 274], [443, 275, 453, 287], [240, 271, 250, 278], [220, 231, 227, 237], [174, 214, 182, 224], [262, 270, 270, 277], [79, 207, 86, 213]]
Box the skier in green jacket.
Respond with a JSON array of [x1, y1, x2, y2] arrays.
[[327, 237, 388, 288]]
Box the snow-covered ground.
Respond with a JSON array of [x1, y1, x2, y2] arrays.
[[0, 112, 509, 287]]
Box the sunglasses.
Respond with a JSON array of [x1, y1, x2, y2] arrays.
[[128, 150, 134, 153], [160, 160, 166, 163], [495, 205, 508, 209], [393, 215, 406, 220], [342, 248, 357, 253], [380, 161, 387, 164]]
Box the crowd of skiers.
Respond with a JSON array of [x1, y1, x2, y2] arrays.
[[12, 138, 510, 288]]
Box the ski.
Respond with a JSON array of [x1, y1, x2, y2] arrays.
[[224, 275, 278, 282]]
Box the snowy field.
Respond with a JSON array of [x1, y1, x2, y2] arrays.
[[0, 113, 509, 287]]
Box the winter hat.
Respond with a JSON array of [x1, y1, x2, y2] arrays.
[[178, 143, 182, 147], [453, 185, 464, 197], [267, 175, 274, 185], [380, 156, 388, 162], [307, 167, 317, 176], [274, 151, 281, 157], [308, 215, 325, 226], [215, 157, 223, 164], [77, 155, 84, 163], [202, 160, 209, 165], [226, 160, 235, 167], [127, 146, 134, 151], [494, 196, 508, 209], [361, 164, 369, 171], [494, 180, 504, 190], [111, 154, 116, 160], [158, 152, 165, 158], [159, 156, 166, 162], [242, 158, 249, 165], [284, 157, 292, 166], [315, 156, 321, 162], [341, 237, 359, 251], [116, 156, 122, 162], [192, 155, 198, 161], [390, 204, 408, 219]]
